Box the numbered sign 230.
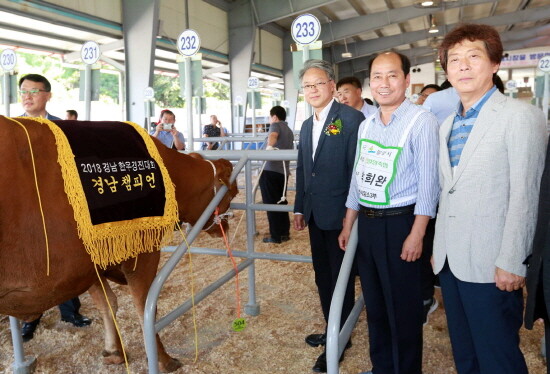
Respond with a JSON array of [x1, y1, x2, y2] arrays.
[[81, 41, 101, 65], [291, 13, 321, 45], [0, 49, 16, 71], [177, 29, 201, 56]]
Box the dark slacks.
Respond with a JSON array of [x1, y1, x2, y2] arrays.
[[259, 170, 290, 240], [357, 213, 423, 374], [421, 217, 436, 300], [308, 215, 355, 329], [29, 297, 81, 325], [439, 262, 527, 374]]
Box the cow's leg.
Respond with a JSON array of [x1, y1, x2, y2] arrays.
[[123, 252, 182, 373], [88, 281, 125, 365]]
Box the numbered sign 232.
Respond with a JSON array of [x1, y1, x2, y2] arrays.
[[291, 14, 321, 45], [177, 29, 201, 56]]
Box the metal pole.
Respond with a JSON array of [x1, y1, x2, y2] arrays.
[[244, 158, 259, 315], [84, 64, 92, 120], [251, 89, 256, 137], [185, 57, 194, 151], [3, 72, 10, 116], [119, 71, 125, 121], [543, 72, 549, 123], [303, 45, 312, 118], [9, 317, 36, 374]]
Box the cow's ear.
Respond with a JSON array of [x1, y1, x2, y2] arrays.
[[214, 159, 232, 187]]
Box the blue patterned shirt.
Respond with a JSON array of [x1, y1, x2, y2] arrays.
[[346, 99, 440, 217], [448, 86, 497, 167]]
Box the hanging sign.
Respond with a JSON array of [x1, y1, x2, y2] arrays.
[[291, 14, 321, 45], [81, 41, 101, 65], [0, 49, 16, 71], [247, 76, 260, 89], [177, 29, 201, 57], [538, 56, 550, 73]]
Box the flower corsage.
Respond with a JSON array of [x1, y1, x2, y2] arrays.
[[324, 119, 343, 136]]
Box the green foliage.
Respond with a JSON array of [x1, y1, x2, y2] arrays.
[[100, 73, 119, 103], [154, 74, 184, 108], [203, 80, 229, 101]]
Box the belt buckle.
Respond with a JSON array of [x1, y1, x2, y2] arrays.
[[366, 209, 376, 218]]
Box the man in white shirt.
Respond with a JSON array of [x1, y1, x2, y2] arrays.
[[294, 59, 365, 373]]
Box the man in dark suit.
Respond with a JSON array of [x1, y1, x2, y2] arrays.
[[525, 135, 550, 372], [293, 59, 364, 373], [18, 73, 92, 341]]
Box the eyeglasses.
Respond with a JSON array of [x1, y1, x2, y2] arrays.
[[19, 89, 48, 97], [301, 80, 332, 91]]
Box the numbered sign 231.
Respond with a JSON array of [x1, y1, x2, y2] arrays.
[[177, 29, 201, 57], [291, 13, 321, 45], [81, 41, 100, 65]]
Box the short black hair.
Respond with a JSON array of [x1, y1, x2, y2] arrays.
[[368, 52, 411, 76], [19, 74, 51, 92], [270, 105, 286, 121], [440, 79, 452, 90], [336, 76, 362, 90], [66, 109, 78, 119], [420, 84, 442, 94]]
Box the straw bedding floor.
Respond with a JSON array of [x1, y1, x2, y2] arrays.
[[0, 199, 547, 374]]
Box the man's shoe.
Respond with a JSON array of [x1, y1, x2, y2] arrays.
[[423, 297, 439, 326], [306, 333, 326, 347], [311, 350, 346, 373], [61, 313, 92, 327], [262, 236, 282, 244], [312, 352, 327, 373], [21, 319, 40, 342]]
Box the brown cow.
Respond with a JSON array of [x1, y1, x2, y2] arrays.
[[0, 117, 237, 372]]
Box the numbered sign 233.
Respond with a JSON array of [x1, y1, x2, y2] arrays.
[[291, 14, 321, 45]]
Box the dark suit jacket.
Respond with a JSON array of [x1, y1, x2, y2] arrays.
[[294, 101, 364, 231], [525, 135, 550, 329]]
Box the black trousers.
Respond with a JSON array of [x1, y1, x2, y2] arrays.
[[27, 297, 81, 325], [357, 213, 423, 374], [421, 217, 436, 300], [308, 215, 355, 330], [259, 170, 290, 240]]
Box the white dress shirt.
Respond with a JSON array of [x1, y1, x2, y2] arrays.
[[312, 99, 335, 159]]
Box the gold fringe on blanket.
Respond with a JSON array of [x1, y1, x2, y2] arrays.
[[39, 118, 179, 269]]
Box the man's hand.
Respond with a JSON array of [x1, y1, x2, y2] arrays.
[[494, 267, 525, 291], [294, 214, 306, 231], [400, 232, 423, 262], [338, 228, 351, 251]]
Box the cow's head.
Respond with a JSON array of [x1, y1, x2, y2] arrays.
[[183, 153, 238, 237], [203, 158, 238, 237]]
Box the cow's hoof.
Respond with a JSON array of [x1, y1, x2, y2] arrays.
[[160, 357, 182, 373], [101, 350, 125, 365]]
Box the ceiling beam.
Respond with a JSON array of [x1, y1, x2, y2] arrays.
[[250, 0, 339, 26], [318, 0, 497, 44], [332, 4, 550, 64]]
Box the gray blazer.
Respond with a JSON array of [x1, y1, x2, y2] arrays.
[[294, 101, 364, 231], [433, 90, 548, 283]]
